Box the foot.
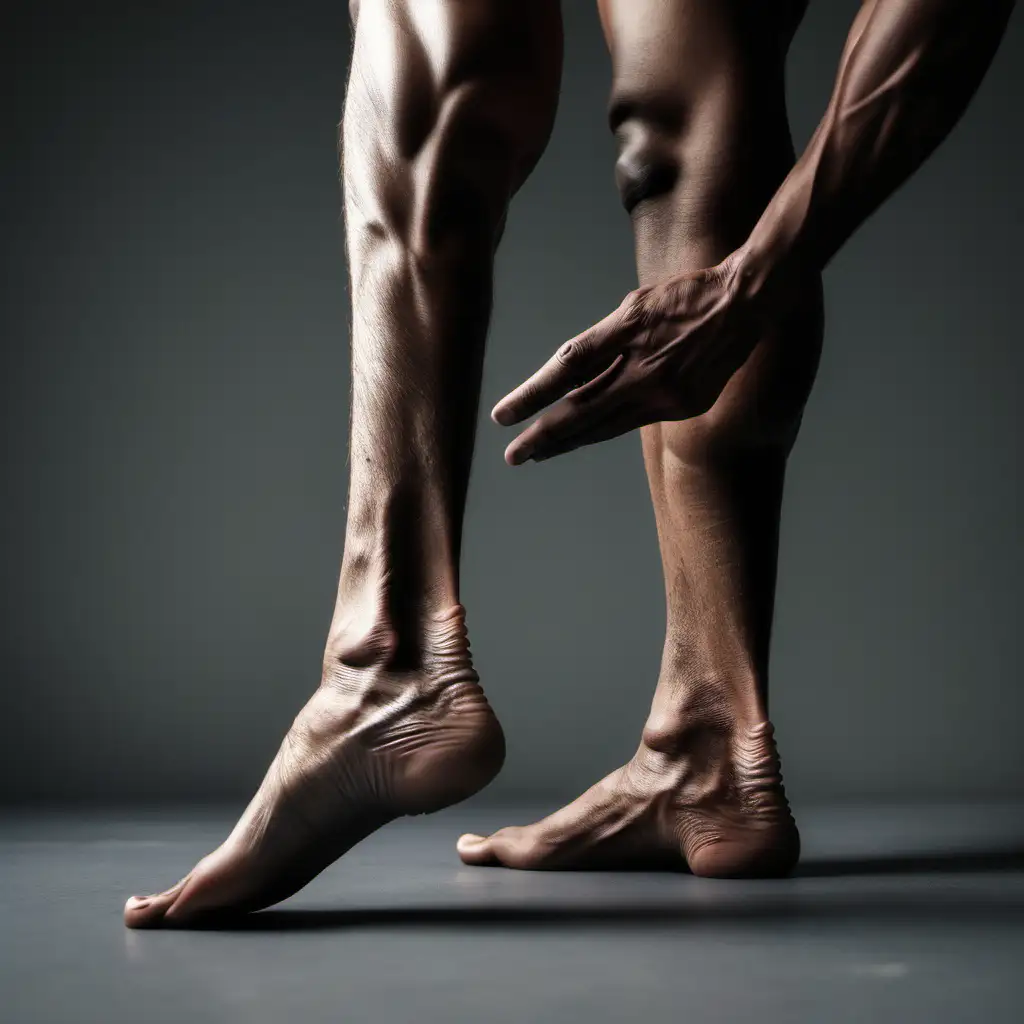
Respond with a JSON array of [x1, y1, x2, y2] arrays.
[[457, 718, 798, 877], [125, 605, 503, 927]]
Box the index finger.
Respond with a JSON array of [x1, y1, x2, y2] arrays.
[[491, 312, 620, 426]]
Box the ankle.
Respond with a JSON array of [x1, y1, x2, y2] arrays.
[[332, 473, 464, 663], [325, 600, 474, 680], [641, 667, 766, 757]]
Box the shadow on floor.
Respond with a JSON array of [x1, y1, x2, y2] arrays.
[[199, 894, 1024, 932], [189, 848, 1024, 933], [796, 848, 1024, 877]]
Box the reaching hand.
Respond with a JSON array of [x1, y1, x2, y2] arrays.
[[492, 250, 798, 464]]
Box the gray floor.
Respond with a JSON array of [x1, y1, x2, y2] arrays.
[[2, 803, 1023, 1024]]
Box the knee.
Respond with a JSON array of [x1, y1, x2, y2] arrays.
[[609, 83, 791, 240], [611, 100, 685, 214], [607, 26, 795, 232]]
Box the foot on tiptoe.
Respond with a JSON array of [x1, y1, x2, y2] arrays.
[[125, 605, 504, 928]]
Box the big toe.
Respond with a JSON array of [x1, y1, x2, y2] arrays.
[[123, 876, 190, 929], [457, 827, 542, 868], [456, 832, 494, 865], [123, 846, 250, 929]]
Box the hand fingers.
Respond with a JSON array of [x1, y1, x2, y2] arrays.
[[507, 404, 647, 465], [503, 360, 636, 465], [492, 309, 622, 427]]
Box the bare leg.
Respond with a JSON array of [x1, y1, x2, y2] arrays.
[[459, 0, 822, 877], [124, 0, 561, 927]]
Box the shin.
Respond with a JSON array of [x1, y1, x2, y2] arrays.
[[332, 0, 562, 667]]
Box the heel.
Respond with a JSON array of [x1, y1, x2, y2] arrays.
[[682, 720, 800, 878], [399, 688, 506, 815]]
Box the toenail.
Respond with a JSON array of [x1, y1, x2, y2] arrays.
[[460, 833, 485, 845]]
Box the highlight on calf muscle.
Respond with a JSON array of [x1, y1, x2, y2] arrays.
[[343, 0, 560, 264]]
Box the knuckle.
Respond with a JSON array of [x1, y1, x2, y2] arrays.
[[619, 289, 642, 318], [620, 287, 654, 327], [556, 338, 583, 365]]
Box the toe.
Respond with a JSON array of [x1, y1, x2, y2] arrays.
[[457, 827, 544, 869], [457, 832, 496, 865], [124, 845, 263, 928], [123, 876, 190, 929]]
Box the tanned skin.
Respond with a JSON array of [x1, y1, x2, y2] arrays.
[[460, 0, 1015, 872], [125, 0, 1014, 926]]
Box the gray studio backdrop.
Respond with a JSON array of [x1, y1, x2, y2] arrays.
[[3, 1, 1022, 806]]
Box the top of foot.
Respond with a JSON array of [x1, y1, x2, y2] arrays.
[[457, 719, 798, 878]]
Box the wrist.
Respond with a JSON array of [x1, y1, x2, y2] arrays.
[[734, 231, 801, 302], [723, 213, 818, 323], [725, 147, 825, 310]]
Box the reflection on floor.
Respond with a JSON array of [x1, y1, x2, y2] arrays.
[[2, 802, 1022, 1023]]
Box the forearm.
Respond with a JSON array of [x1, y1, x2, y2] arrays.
[[738, 0, 1015, 288]]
